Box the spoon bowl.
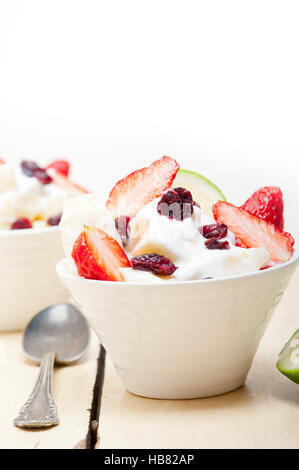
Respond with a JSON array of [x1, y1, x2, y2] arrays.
[[23, 303, 90, 364]]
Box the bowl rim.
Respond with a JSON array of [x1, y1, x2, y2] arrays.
[[0, 225, 59, 237], [56, 250, 299, 287]]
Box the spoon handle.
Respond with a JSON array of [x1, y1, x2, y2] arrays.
[[14, 352, 59, 428]]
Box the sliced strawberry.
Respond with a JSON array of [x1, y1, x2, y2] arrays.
[[51, 170, 89, 195], [47, 159, 70, 177], [72, 226, 131, 281], [234, 238, 247, 248], [213, 201, 294, 263], [106, 156, 179, 217], [284, 231, 295, 248], [241, 186, 284, 230]]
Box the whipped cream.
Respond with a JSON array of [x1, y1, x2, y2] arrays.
[[0, 163, 77, 229], [124, 197, 269, 280], [60, 193, 270, 281]]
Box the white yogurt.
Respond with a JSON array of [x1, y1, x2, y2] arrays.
[[0, 162, 77, 229], [60, 191, 270, 282], [127, 196, 269, 280]]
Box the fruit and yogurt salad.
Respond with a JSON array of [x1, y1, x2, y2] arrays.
[[0, 158, 88, 230], [59, 156, 295, 282]]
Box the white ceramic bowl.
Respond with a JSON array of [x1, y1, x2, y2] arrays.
[[57, 253, 299, 399], [0, 227, 69, 331]]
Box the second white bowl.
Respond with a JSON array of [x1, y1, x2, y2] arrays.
[[0, 227, 69, 331]]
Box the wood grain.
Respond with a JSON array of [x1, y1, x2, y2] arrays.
[[86, 345, 106, 449], [0, 330, 99, 449]]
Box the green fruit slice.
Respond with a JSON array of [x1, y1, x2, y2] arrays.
[[276, 329, 299, 384], [172, 169, 226, 217]]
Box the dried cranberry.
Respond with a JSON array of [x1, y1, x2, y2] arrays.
[[201, 223, 228, 240], [21, 160, 40, 176], [205, 238, 230, 250], [115, 215, 131, 246], [131, 253, 177, 275], [47, 213, 62, 226], [157, 187, 194, 221], [34, 169, 53, 185], [11, 218, 32, 230], [21, 160, 52, 185]]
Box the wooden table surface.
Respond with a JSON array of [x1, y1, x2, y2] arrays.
[[1, 270, 298, 449]]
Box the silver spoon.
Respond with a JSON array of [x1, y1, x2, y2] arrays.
[[14, 303, 90, 429]]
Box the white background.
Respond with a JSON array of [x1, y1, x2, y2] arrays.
[[0, 0, 298, 235]]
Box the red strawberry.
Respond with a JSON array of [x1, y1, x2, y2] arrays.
[[106, 156, 179, 217], [51, 170, 89, 195], [234, 238, 247, 248], [241, 186, 284, 230], [47, 159, 70, 177], [72, 226, 131, 281], [213, 201, 294, 263]]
